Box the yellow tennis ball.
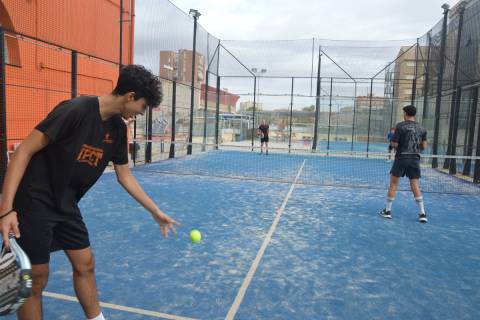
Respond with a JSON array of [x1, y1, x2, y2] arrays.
[[190, 229, 202, 243]]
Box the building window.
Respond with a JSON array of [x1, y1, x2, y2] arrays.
[[3, 33, 20, 66], [3, 35, 8, 64]]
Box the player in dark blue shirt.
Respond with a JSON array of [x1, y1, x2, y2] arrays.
[[379, 105, 428, 223], [387, 127, 395, 161]]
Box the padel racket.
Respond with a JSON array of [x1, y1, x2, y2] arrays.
[[0, 234, 32, 315]]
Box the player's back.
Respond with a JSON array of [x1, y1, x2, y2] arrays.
[[394, 120, 426, 158]]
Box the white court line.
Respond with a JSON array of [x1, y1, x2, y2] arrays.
[[43, 291, 197, 320], [225, 159, 306, 320]]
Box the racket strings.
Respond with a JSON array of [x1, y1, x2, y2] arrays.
[[0, 251, 16, 269], [0, 261, 21, 307]]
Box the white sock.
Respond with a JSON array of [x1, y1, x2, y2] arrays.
[[415, 196, 425, 214], [88, 312, 105, 320], [386, 197, 394, 211]]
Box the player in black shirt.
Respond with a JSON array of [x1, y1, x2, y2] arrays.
[[258, 120, 269, 155], [0, 65, 179, 320], [379, 105, 428, 223]]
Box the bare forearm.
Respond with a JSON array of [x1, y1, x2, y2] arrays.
[[117, 173, 162, 215], [114, 164, 178, 237]]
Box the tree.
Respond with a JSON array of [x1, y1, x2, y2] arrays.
[[302, 105, 315, 112]]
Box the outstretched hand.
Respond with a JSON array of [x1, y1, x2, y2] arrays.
[[152, 211, 180, 238]]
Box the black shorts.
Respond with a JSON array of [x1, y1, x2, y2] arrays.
[[390, 157, 421, 179], [388, 145, 394, 152], [16, 200, 90, 265], [261, 136, 269, 143]]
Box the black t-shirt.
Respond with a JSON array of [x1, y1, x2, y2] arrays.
[[259, 124, 269, 137], [392, 120, 427, 159], [14, 96, 128, 216]]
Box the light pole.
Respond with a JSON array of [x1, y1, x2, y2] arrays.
[[187, 9, 201, 155], [250, 68, 267, 149], [251, 68, 267, 108]]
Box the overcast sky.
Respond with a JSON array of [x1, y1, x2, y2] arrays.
[[166, 0, 459, 41]]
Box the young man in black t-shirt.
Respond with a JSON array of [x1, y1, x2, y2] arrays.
[[379, 105, 428, 223], [258, 120, 269, 155], [0, 65, 179, 320]]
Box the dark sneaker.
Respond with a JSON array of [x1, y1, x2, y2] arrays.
[[379, 208, 392, 219], [418, 213, 428, 223]]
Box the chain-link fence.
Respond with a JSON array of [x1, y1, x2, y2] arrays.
[[131, 0, 479, 182], [2, 0, 479, 184]]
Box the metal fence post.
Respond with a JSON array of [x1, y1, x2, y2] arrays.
[[422, 32, 432, 124], [312, 47, 321, 150], [288, 77, 294, 153], [145, 106, 152, 163], [327, 78, 333, 153], [215, 76, 220, 149], [0, 27, 7, 186], [251, 77, 257, 151], [432, 4, 450, 167], [119, 0, 123, 71], [187, 10, 200, 155], [351, 81, 358, 151], [463, 88, 478, 175], [366, 78, 374, 154], [202, 71, 209, 151], [444, 3, 466, 173], [71, 50, 77, 98], [169, 80, 177, 159], [411, 38, 419, 104]]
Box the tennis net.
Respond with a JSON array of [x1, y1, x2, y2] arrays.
[[130, 141, 480, 195]]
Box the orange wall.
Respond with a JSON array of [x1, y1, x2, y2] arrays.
[[1, 0, 134, 149]]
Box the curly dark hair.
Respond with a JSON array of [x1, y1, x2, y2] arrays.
[[112, 64, 162, 107]]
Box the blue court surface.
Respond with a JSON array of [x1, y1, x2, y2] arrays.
[[6, 149, 480, 319]]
